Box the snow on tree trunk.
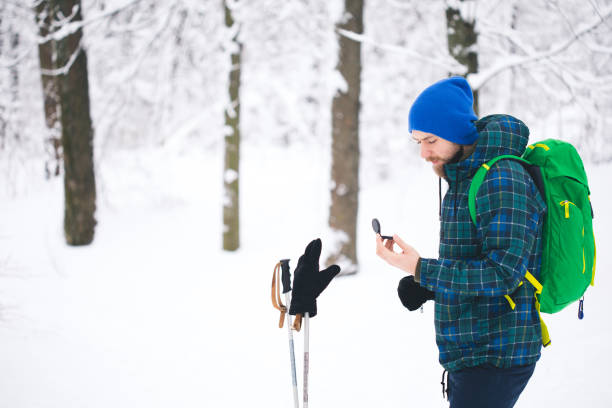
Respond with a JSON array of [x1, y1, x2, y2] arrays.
[[0, 7, 21, 148], [53, 0, 97, 245], [327, 0, 364, 275], [446, 0, 479, 115], [223, 0, 241, 252]]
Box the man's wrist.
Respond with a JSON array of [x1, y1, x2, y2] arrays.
[[414, 257, 422, 282]]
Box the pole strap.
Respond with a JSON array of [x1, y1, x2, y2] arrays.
[[524, 270, 551, 347], [292, 313, 303, 332], [271, 262, 287, 328]]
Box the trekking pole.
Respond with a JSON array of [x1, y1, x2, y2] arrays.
[[303, 312, 310, 408], [280, 259, 300, 408], [289, 238, 341, 408], [272, 260, 299, 408]]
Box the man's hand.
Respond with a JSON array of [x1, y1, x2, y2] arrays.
[[375, 233, 420, 275], [397, 276, 435, 311]]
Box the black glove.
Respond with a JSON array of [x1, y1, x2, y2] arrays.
[[397, 276, 435, 311], [289, 238, 341, 318]]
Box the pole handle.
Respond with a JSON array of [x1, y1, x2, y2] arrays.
[[280, 259, 291, 294]]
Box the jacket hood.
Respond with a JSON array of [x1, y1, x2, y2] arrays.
[[444, 114, 530, 182]]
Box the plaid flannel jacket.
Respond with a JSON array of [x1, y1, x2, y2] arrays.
[[418, 114, 546, 372]]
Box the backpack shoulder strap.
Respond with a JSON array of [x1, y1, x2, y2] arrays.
[[468, 154, 532, 226]]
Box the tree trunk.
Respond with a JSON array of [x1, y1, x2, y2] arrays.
[[507, 2, 519, 114], [34, 1, 62, 178], [9, 31, 19, 142], [327, 0, 364, 275], [0, 9, 21, 146], [0, 9, 6, 147], [222, 1, 241, 251], [53, 0, 97, 245], [446, 1, 479, 115]]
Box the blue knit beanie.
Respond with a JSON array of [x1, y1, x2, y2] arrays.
[[408, 76, 478, 145]]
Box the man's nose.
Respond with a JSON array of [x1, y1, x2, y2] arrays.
[[420, 144, 430, 159]]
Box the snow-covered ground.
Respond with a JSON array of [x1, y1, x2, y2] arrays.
[[1, 144, 610, 407]]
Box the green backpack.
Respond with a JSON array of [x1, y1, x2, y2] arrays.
[[468, 139, 596, 346]]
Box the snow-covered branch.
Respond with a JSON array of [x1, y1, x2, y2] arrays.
[[584, 42, 612, 54], [120, 3, 177, 82], [0, 47, 33, 69], [1, 1, 144, 68], [470, 5, 612, 90], [336, 28, 465, 74], [40, 39, 83, 76], [37, 0, 143, 44]]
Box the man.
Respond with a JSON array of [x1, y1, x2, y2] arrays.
[[375, 77, 546, 408]]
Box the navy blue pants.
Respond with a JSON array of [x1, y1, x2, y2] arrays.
[[447, 363, 536, 408]]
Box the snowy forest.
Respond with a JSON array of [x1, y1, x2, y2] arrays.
[[1, 0, 611, 264], [1, 1, 612, 407]]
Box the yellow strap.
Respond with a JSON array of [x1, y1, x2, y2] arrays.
[[527, 143, 550, 151], [504, 295, 516, 310], [559, 200, 578, 219], [524, 270, 550, 346], [536, 298, 552, 347], [504, 271, 550, 347], [524, 271, 542, 293], [591, 236, 596, 286], [589, 195, 596, 285], [482, 163, 490, 170], [503, 282, 523, 310]]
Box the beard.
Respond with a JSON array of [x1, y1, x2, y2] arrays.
[[430, 146, 464, 179], [432, 162, 446, 178]]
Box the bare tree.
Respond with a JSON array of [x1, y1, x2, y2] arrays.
[[446, 0, 479, 114], [327, 0, 364, 275], [48, 0, 97, 245], [222, 0, 242, 251], [9, 30, 20, 141], [0, 6, 7, 148]]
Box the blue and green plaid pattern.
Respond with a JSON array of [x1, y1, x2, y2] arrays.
[[419, 115, 546, 372]]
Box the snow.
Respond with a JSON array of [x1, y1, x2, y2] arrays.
[[1, 143, 611, 407], [2, 1, 612, 406], [331, 69, 348, 95], [335, 28, 465, 74], [224, 168, 238, 185]]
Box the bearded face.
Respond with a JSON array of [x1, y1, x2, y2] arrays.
[[411, 130, 464, 178]]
